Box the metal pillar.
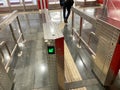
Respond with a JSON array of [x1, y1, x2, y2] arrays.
[[9, 24, 21, 52], [17, 16, 25, 41], [72, 11, 74, 35], [78, 17, 83, 46]]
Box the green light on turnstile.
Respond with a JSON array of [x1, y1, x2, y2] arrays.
[[48, 46, 55, 54], [49, 48, 53, 52]]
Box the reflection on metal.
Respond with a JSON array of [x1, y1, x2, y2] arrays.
[[11, 44, 17, 56], [92, 54, 96, 59], [73, 28, 96, 56], [88, 32, 96, 46], [77, 44, 82, 48], [17, 51, 23, 57], [65, 78, 98, 90]]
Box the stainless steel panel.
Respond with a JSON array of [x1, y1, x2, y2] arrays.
[[71, 6, 120, 86], [94, 19, 120, 85], [46, 40, 58, 90], [43, 20, 63, 40]]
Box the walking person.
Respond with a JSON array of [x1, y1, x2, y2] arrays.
[[60, 0, 74, 23]]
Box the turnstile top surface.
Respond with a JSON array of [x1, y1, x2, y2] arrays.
[[43, 22, 63, 40]]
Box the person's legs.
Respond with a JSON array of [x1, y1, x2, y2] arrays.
[[63, 6, 66, 20], [63, 6, 67, 23], [66, 6, 71, 21]]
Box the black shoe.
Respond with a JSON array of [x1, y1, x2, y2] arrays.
[[64, 19, 68, 23]]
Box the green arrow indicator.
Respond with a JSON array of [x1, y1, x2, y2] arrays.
[[48, 46, 55, 54], [49, 48, 54, 53]]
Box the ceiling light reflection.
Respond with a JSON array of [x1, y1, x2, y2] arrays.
[[76, 56, 84, 69], [39, 64, 47, 73]]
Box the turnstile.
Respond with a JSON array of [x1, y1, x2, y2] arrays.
[[43, 21, 64, 89]]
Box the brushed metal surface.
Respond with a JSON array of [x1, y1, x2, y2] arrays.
[[94, 19, 120, 85], [43, 10, 63, 40], [43, 22, 63, 40], [46, 40, 58, 90]]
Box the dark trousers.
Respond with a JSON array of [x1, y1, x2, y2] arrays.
[[63, 6, 71, 21]]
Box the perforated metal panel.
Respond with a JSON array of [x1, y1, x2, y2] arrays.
[[94, 19, 120, 85]]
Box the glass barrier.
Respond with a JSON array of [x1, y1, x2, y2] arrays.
[[73, 13, 98, 53], [0, 11, 25, 76]]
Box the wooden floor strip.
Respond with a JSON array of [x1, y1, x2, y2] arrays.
[[64, 41, 86, 90]]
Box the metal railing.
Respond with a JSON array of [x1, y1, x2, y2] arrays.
[[0, 41, 11, 72], [0, 10, 25, 73], [72, 12, 96, 57]]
